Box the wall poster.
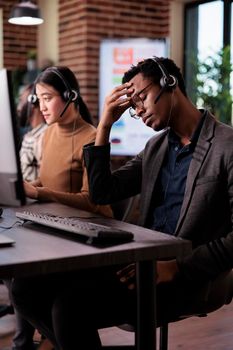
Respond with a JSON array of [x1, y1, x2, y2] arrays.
[[99, 38, 168, 156]]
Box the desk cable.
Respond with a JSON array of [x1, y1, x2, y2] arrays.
[[0, 219, 24, 230]]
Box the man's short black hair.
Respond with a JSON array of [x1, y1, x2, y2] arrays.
[[122, 57, 187, 97]]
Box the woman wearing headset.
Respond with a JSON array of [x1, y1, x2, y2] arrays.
[[8, 66, 112, 350], [24, 66, 112, 217]]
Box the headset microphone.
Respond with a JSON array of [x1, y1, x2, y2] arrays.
[[58, 87, 79, 118], [154, 84, 167, 105], [149, 57, 177, 130], [58, 93, 74, 118], [49, 68, 79, 119]]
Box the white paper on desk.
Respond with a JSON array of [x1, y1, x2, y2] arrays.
[[0, 234, 15, 246]]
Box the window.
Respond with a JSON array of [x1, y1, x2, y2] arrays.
[[184, 0, 233, 124]]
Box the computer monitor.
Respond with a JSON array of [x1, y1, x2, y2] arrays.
[[0, 68, 25, 206]]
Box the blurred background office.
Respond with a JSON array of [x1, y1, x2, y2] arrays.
[[0, 0, 232, 127], [0, 1, 233, 349]]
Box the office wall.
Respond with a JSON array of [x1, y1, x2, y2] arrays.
[[58, 0, 171, 121], [0, 0, 37, 69], [38, 0, 58, 67], [0, 0, 171, 122], [170, 1, 185, 68], [171, 0, 195, 69]]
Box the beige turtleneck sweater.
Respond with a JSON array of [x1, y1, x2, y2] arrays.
[[31, 117, 112, 217]]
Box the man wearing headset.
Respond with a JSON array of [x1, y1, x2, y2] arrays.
[[82, 57, 233, 346], [85, 56, 233, 284], [11, 57, 233, 349]]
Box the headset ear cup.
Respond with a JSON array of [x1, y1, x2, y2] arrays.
[[160, 76, 166, 88], [27, 93, 38, 105], [63, 90, 69, 101], [160, 75, 177, 89], [63, 89, 79, 102], [70, 90, 79, 102], [167, 75, 177, 88], [151, 57, 177, 90]]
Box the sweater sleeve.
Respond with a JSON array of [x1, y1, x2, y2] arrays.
[[36, 160, 113, 218]]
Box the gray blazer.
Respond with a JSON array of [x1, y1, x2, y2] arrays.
[[84, 112, 233, 282]]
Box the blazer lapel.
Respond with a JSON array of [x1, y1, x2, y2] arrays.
[[140, 132, 168, 226], [175, 113, 216, 235]]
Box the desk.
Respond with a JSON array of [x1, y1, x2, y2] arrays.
[[0, 202, 191, 350]]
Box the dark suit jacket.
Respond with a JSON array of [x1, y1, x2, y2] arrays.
[[84, 112, 233, 282]]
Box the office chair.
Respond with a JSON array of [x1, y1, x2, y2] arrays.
[[103, 198, 233, 349], [102, 269, 233, 350]]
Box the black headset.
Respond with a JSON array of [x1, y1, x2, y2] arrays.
[[27, 67, 79, 106], [150, 57, 177, 89], [49, 67, 79, 102], [27, 87, 38, 105]]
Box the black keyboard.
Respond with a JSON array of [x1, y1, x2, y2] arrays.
[[16, 211, 134, 245]]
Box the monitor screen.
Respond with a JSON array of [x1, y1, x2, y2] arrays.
[[0, 68, 25, 206]]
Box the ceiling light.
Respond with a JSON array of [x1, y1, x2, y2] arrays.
[[8, 1, 44, 26]]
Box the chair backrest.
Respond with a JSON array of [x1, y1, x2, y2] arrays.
[[111, 195, 140, 223]]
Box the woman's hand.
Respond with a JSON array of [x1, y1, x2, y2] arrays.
[[95, 82, 133, 146], [24, 181, 38, 199]]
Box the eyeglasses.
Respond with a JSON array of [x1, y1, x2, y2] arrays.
[[129, 82, 165, 120], [129, 82, 153, 120]]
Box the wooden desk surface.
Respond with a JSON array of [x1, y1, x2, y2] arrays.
[[0, 202, 191, 278], [0, 202, 192, 350]]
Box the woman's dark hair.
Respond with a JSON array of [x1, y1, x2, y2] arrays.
[[122, 57, 187, 97], [35, 66, 93, 124], [18, 83, 35, 128]]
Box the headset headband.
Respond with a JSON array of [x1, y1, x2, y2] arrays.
[[27, 67, 79, 105], [46, 67, 79, 102], [150, 57, 177, 88]]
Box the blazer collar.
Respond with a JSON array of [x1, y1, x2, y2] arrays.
[[175, 111, 217, 234]]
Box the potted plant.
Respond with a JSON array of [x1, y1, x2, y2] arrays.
[[193, 46, 233, 125], [27, 49, 37, 71]]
